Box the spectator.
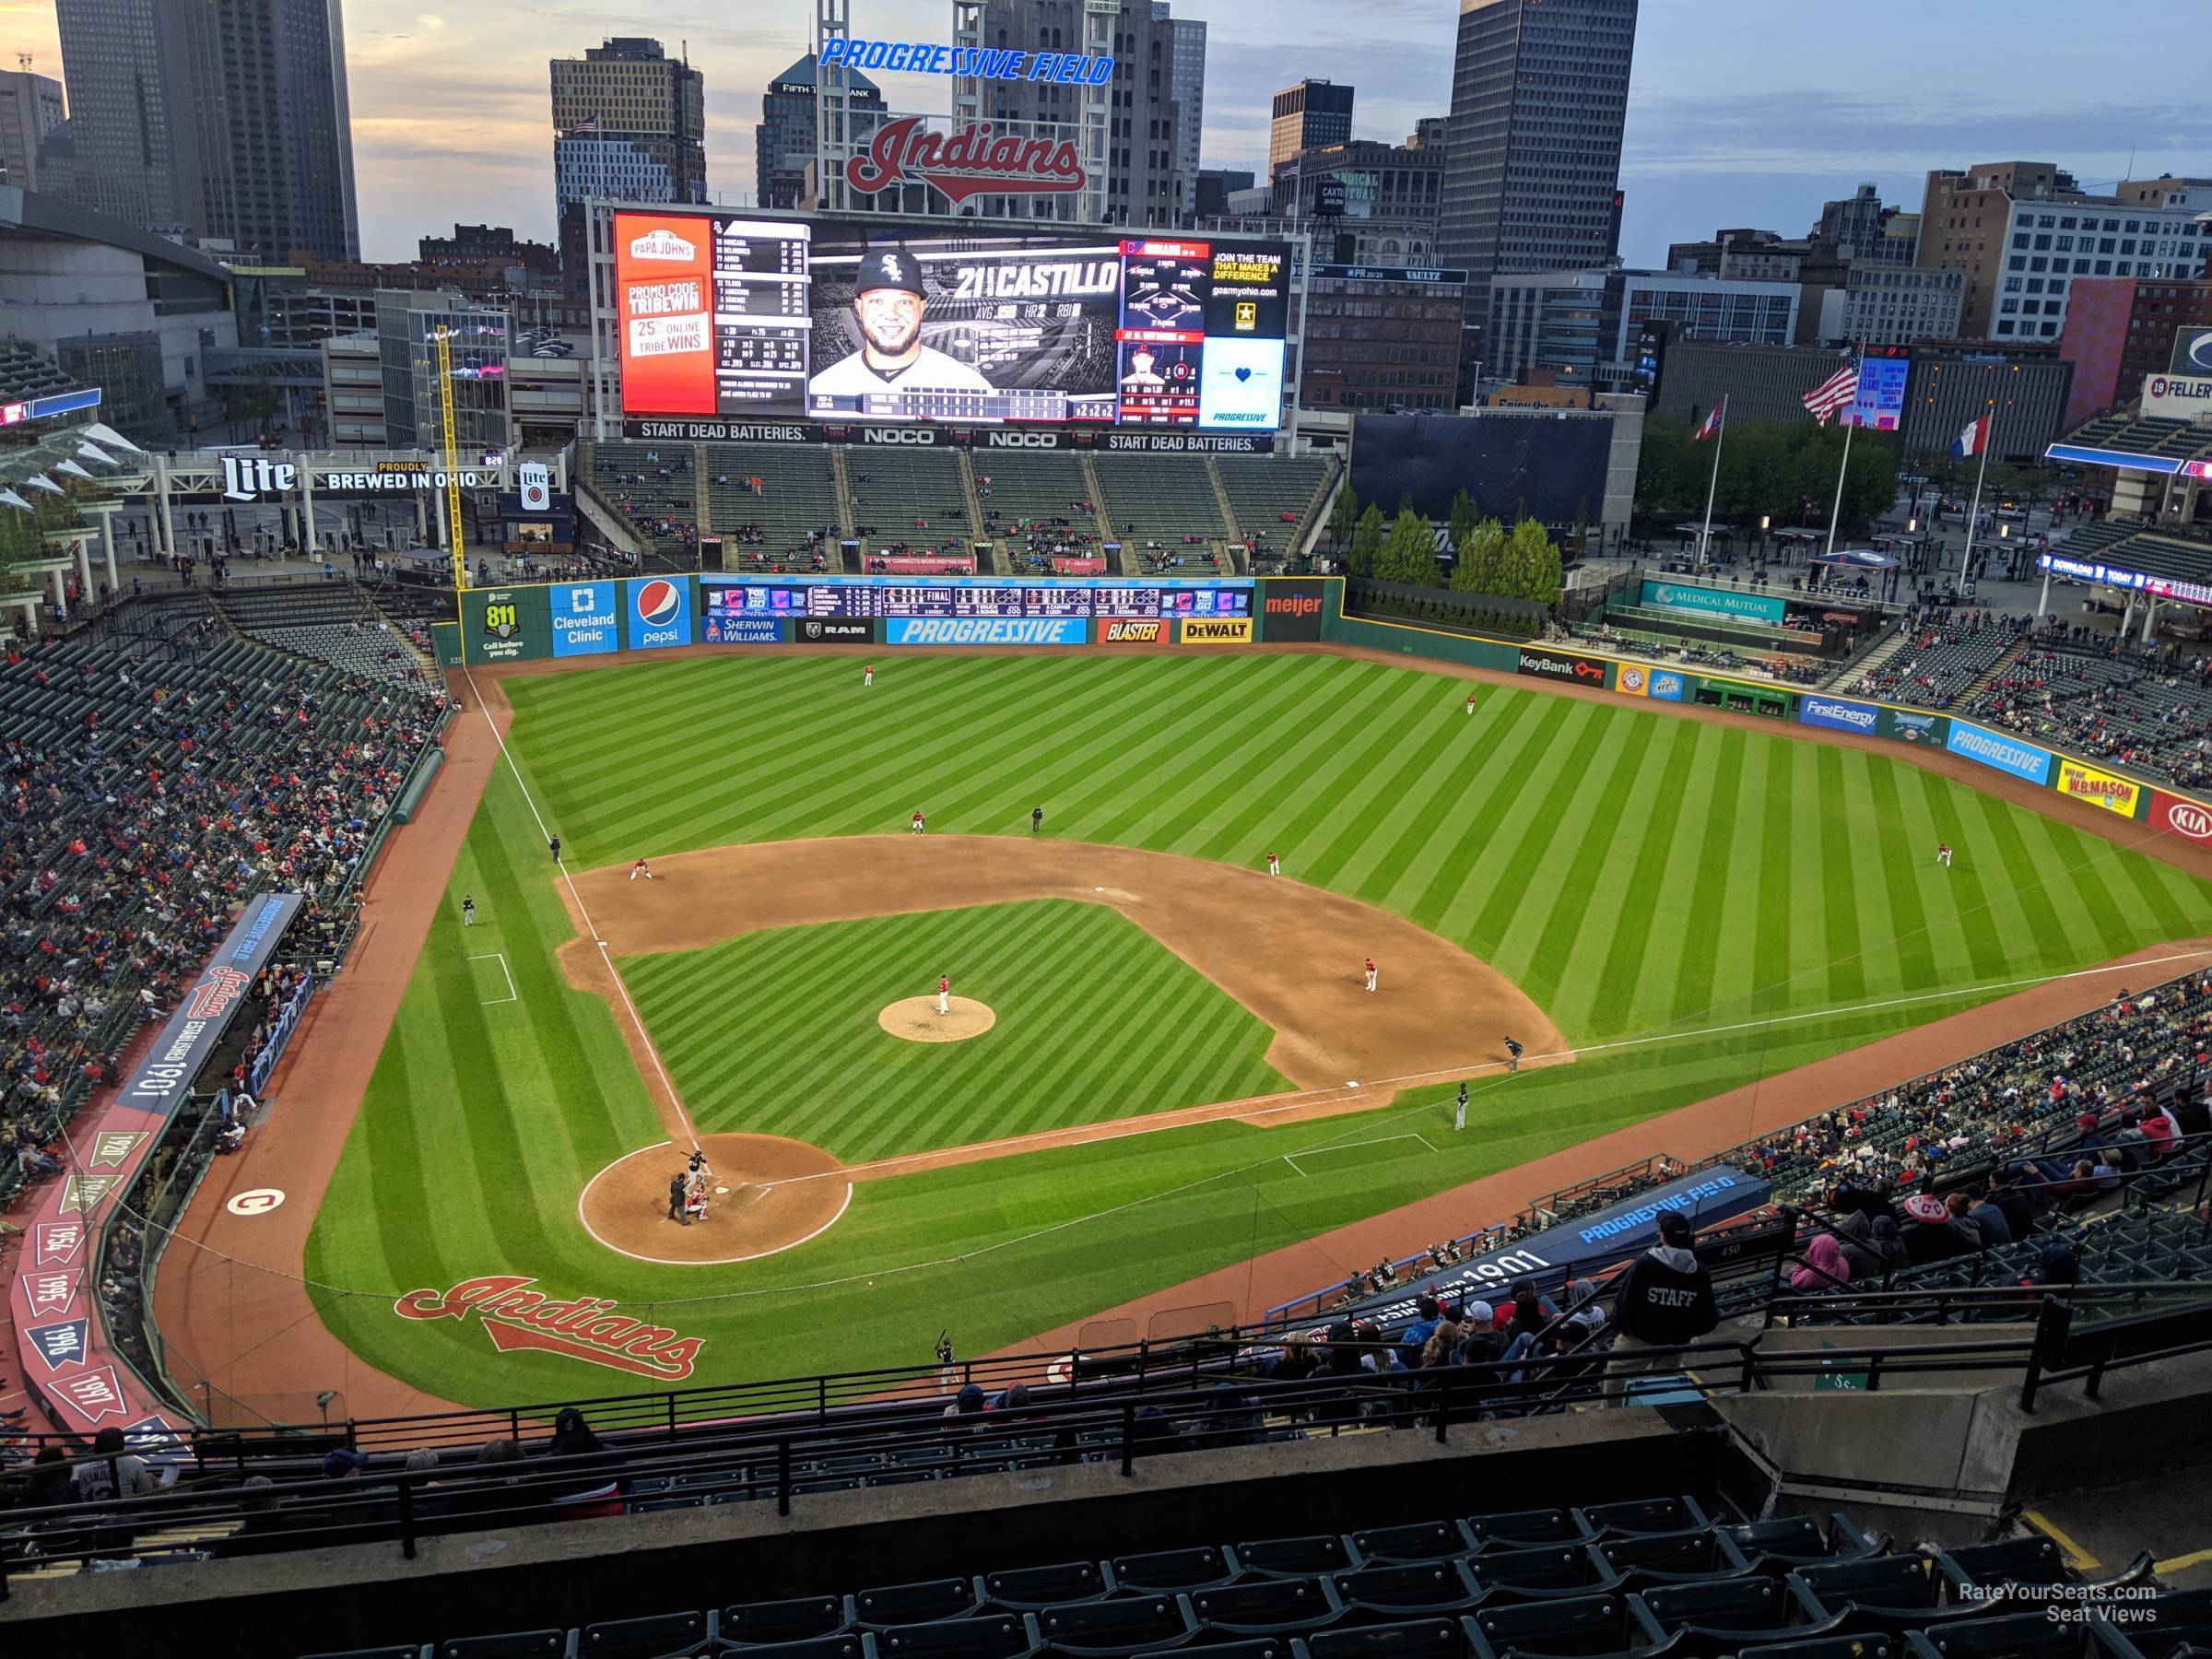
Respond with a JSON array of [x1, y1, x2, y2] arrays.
[[1789, 1230, 1852, 1293], [74, 1425, 156, 1501]]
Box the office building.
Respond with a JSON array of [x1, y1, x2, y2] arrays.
[[418, 224, 560, 286], [1301, 267, 1465, 412], [1818, 265, 1965, 348], [1408, 117, 1449, 151], [1439, 0, 1638, 332], [1155, 6, 1206, 223], [552, 38, 707, 289], [2059, 276, 2212, 427], [1270, 79, 1353, 184], [1816, 185, 1895, 263], [1486, 269, 1798, 390], [1916, 162, 2212, 340], [0, 70, 65, 193], [53, 0, 358, 259], [1276, 138, 1445, 228], [755, 55, 884, 213], [1194, 168, 1254, 220], [376, 292, 511, 454], [951, 0, 1186, 227]]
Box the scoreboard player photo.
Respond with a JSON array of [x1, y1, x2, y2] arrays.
[[807, 232, 1120, 423]]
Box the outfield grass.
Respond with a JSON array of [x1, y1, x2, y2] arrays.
[[299, 653, 2212, 1404], [620, 900, 1290, 1159]]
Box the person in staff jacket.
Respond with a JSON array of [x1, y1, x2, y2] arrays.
[[1605, 1209, 1717, 1406]]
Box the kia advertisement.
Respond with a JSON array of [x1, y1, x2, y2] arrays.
[[612, 210, 1288, 432], [624, 576, 693, 651], [2150, 791, 2212, 845]]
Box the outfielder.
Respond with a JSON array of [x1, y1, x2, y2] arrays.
[[937, 973, 950, 1017], [1265, 852, 1280, 877], [1936, 841, 1952, 868], [865, 664, 875, 688], [1364, 957, 1378, 993], [1453, 1081, 1468, 1132], [630, 858, 653, 881], [1466, 691, 1477, 717]]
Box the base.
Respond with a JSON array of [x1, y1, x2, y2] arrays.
[[577, 1132, 851, 1265]]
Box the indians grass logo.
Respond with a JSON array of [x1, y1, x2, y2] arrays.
[[394, 1277, 704, 1382], [845, 116, 1086, 204]]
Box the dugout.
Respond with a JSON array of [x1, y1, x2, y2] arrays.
[[1694, 681, 1792, 719]]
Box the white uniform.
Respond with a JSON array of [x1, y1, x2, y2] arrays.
[[937, 978, 950, 1016], [809, 346, 993, 404]]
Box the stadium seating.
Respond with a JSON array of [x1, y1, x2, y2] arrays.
[[0, 338, 91, 406], [1960, 641, 2212, 790], [271, 1495, 2205, 1659], [702, 444, 843, 568], [973, 453, 1105, 572], [847, 450, 976, 558], [213, 581, 438, 688], [1088, 456, 1230, 570], [1847, 612, 2027, 707], [1216, 454, 1336, 571], [581, 441, 699, 562]]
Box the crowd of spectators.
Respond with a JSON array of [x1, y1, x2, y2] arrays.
[[1848, 608, 2029, 706], [0, 619, 448, 1200], [1960, 633, 2212, 789]]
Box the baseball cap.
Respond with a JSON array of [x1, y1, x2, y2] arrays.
[[854, 247, 926, 298], [1657, 1210, 1693, 1244], [1463, 1300, 1493, 1329], [1902, 1194, 1949, 1224], [323, 1449, 370, 1477]]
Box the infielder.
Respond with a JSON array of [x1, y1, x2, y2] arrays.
[[1453, 1081, 1468, 1132], [1265, 852, 1280, 877], [912, 810, 926, 835], [630, 858, 654, 881], [1031, 805, 1044, 835], [461, 894, 475, 927], [1936, 841, 1952, 868], [937, 973, 950, 1017], [1504, 1036, 1524, 1075], [1364, 958, 1378, 993]]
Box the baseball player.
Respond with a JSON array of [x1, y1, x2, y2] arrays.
[[1503, 1036, 1524, 1075], [1363, 958, 1378, 993], [1031, 805, 1044, 835], [630, 857, 653, 881], [461, 894, 475, 928], [1936, 841, 1952, 868], [1453, 1081, 1468, 1133], [668, 1171, 688, 1226], [1466, 691, 1477, 717], [1265, 852, 1280, 877], [912, 810, 925, 835], [548, 835, 560, 862], [937, 973, 950, 1017], [865, 664, 874, 688]]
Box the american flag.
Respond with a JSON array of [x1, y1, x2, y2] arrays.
[[1802, 362, 1859, 425], [567, 115, 600, 135]]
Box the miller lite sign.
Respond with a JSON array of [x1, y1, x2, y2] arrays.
[[846, 116, 1086, 205], [518, 460, 552, 512], [221, 453, 298, 502]]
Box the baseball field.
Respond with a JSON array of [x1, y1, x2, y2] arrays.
[[289, 647, 2212, 1403]]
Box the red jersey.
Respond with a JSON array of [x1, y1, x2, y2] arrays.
[[938, 977, 949, 994]]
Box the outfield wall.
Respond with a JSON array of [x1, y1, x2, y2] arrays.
[[425, 573, 2206, 840]]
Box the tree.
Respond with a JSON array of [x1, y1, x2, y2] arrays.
[[1447, 488, 1480, 565], [1503, 518, 1559, 605], [1379, 507, 1441, 587], [1451, 516, 1505, 594], [1347, 502, 1385, 578], [1327, 482, 1358, 547]]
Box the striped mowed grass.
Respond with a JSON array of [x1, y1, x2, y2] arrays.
[[295, 651, 2212, 1399], [618, 900, 1291, 1159]]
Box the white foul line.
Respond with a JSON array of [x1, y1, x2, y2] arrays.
[[466, 950, 517, 1005], [1283, 1131, 1438, 1176]]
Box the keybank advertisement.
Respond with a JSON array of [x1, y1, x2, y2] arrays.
[[625, 576, 694, 650], [1946, 719, 2054, 785], [887, 617, 1088, 646], [551, 582, 619, 657], [1641, 581, 1787, 626], [1798, 695, 1879, 735]]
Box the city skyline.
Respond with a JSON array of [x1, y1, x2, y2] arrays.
[[1, 0, 2206, 262]]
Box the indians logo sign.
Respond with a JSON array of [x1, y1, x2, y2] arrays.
[[395, 1277, 704, 1381], [846, 116, 1085, 205]]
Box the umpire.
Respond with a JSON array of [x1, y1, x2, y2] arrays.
[[668, 1171, 688, 1226]]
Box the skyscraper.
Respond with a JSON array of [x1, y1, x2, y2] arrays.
[[53, 0, 359, 259], [1438, 0, 1638, 331], [1155, 5, 1207, 224], [550, 38, 706, 293], [1269, 80, 1353, 185], [0, 69, 66, 194], [755, 55, 884, 213]]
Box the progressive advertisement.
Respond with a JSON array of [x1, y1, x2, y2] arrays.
[[1946, 719, 2055, 785], [612, 210, 1289, 432], [886, 617, 1087, 645]]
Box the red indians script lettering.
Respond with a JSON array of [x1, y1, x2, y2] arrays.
[[187, 964, 252, 1020], [846, 117, 1086, 205], [394, 1276, 705, 1382]]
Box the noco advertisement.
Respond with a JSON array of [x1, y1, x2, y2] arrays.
[[612, 210, 1290, 433]]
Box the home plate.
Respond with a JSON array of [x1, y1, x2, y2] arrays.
[[1094, 886, 1103, 892], [715, 1185, 730, 1195], [1346, 1080, 1359, 1087]]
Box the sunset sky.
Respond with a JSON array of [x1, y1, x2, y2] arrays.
[[2, 0, 2204, 263]]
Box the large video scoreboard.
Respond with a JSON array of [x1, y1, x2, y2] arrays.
[[702, 577, 1253, 623], [612, 210, 1291, 433]]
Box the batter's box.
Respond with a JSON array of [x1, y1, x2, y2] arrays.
[[467, 951, 518, 1006]]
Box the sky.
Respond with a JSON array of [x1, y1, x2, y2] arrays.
[[3, 0, 2208, 265]]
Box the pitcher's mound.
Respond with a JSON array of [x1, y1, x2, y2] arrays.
[[579, 1132, 850, 1265], [879, 995, 995, 1042]]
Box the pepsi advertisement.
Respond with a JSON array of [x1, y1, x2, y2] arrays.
[[551, 582, 619, 658], [625, 576, 693, 650]]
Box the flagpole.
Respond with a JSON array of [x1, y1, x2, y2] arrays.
[[1823, 417, 1855, 562], [1698, 396, 1728, 563], [1960, 398, 1993, 582]]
